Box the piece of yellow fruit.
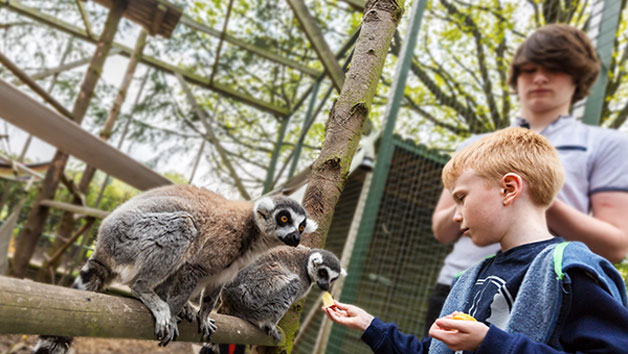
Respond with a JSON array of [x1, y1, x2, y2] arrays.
[[322, 291, 335, 308], [451, 312, 477, 322]]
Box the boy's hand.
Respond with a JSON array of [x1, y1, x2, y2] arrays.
[[322, 301, 374, 332], [428, 315, 489, 351]]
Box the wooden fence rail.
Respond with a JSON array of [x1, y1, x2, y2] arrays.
[[0, 276, 280, 346]]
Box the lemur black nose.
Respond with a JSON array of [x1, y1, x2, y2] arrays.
[[317, 281, 330, 291], [284, 232, 300, 246]]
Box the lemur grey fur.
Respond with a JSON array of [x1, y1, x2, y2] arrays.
[[33, 185, 317, 353], [200, 245, 343, 354]]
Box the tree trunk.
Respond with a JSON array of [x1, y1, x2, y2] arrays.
[[10, 0, 127, 278], [38, 28, 148, 283], [256, 0, 404, 352]]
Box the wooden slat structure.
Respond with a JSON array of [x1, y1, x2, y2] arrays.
[[88, 0, 183, 38]]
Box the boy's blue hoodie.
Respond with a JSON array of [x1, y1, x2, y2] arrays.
[[361, 241, 628, 353]]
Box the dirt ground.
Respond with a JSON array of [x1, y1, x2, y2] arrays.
[[0, 334, 200, 354]]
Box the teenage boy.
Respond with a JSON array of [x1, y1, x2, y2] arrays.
[[324, 127, 628, 353], [427, 23, 628, 336]]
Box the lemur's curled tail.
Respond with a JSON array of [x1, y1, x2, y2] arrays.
[[32, 258, 113, 354], [72, 257, 113, 292]]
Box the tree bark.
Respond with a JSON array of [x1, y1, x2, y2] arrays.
[[0, 276, 278, 346], [10, 0, 126, 278], [256, 0, 404, 352]]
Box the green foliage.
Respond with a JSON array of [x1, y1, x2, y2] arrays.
[[615, 259, 628, 291]]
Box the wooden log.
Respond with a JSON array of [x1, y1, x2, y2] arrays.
[[0, 276, 280, 346]]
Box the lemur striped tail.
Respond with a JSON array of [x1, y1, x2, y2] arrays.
[[32, 257, 113, 354]]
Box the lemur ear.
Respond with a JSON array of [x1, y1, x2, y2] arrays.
[[311, 252, 323, 266], [304, 219, 318, 234], [254, 197, 275, 219], [341, 268, 348, 277]]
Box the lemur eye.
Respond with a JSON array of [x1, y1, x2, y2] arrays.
[[299, 225, 305, 232], [276, 211, 291, 225]]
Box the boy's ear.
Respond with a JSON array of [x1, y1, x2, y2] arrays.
[[500, 173, 523, 206]]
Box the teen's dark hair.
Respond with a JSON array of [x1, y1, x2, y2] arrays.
[[508, 24, 600, 103]]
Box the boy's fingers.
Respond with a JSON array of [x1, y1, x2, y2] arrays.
[[436, 318, 479, 333], [333, 301, 348, 310], [436, 318, 462, 331]]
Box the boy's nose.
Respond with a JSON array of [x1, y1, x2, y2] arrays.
[[533, 69, 549, 84], [453, 211, 462, 223]]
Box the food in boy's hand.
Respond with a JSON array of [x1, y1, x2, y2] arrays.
[[322, 291, 335, 308], [451, 312, 477, 322], [434, 311, 478, 332]]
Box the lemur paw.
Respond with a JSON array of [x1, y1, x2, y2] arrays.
[[177, 302, 197, 323], [155, 317, 179, 347], [198, 316, 217, 342], [265, 325, 283, 344]]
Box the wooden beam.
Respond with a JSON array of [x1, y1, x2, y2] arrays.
[[0, 152, 44, 181], [0, 77, 172, 191], [39, 200, 109, 219], [286, 0, 345, 91], [150, 4, 167, 36], [4, 0, 290, 117], [180, 16, 320, 77], [0, 51, 74, 120], [90, 0, 182, 38], [0, 276, 281, 346], [209, 0, 234, 84], [12, 49, 122, 85], [131, 50, 289, 116], [75, 0, 95, 39]]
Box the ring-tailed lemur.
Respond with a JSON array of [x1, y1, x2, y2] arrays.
[[33, 185, 317, 353], [200, 245, 344, 354]]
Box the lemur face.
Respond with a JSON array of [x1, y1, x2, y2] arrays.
[[307, 250, 343, 291], [254, 196, 317, 247]]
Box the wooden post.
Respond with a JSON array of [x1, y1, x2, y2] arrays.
[[10, 0, 127, 278]]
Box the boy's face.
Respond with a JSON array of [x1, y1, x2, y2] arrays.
[[516, 63, 575, 117], [450, 169, 508, 247]]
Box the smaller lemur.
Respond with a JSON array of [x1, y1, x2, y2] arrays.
[[33, 185, 317, 354], [201, 245, 344, 354]]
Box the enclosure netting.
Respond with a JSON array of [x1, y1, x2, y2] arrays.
[[293, 138, 451, 353]]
